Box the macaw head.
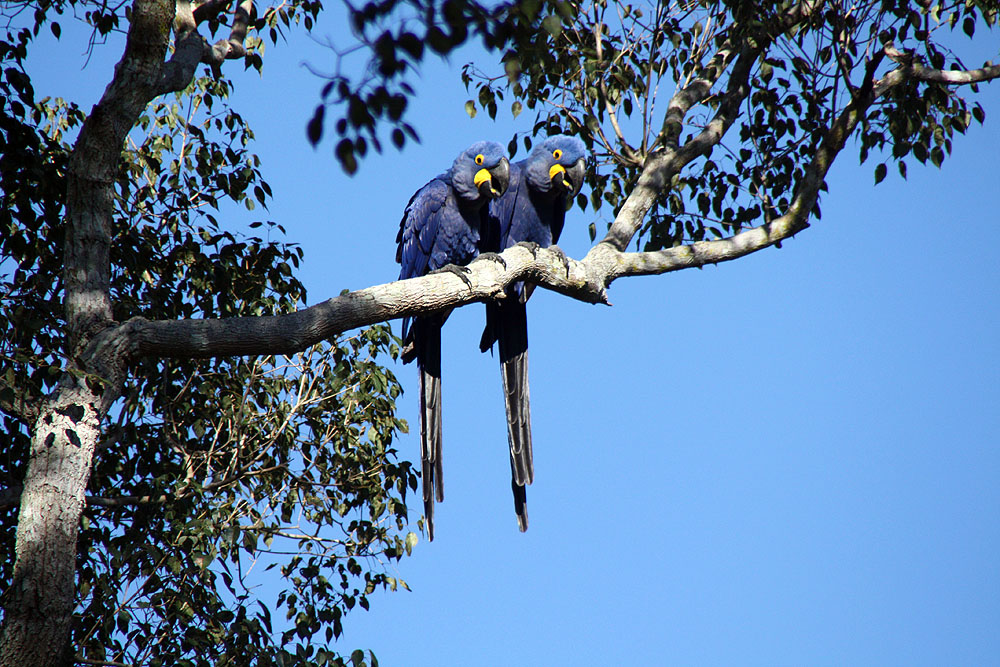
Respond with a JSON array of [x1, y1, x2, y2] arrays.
[[450, 141, 510, 204], [523, 135, 588, 199]]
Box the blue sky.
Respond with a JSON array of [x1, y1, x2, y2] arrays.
[[26, 8, 1000, 666]]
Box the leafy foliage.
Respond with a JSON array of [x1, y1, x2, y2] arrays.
[[2, 0, 997, 664], [76, 337, 414, 667], [465, 0, 995, 249], [1, 9, 413, 666], [320, 0, 994, 248]]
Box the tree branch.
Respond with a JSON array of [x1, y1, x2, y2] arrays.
[[596, 51, 1000, 283], [603, 2, 826, 253], [95, 244, 607, 363], [0, 387, 39, 425], [879, 50, 1000, 92], [159, 0, 253, 94]]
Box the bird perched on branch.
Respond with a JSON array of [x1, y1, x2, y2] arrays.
[[396, 141, 510, 541], [480, 134, 587, 532]]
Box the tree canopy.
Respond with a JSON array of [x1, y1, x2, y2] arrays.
[[0, 0, 997, 666]]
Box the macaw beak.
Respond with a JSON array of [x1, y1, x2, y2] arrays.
[[476, 157, 510, 199], [550, 158, 586, 197]]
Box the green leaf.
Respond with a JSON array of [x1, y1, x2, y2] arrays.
[[542, 15, 562, 37], [511, 101, 522, 119], [404, 531, 418, 555], [874, 163, 887, 184], [464, 100, 477, 118], [336, 139, 358, 174]]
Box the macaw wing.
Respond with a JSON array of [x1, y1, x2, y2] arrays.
[[394, 175, 455, 541], [396, 176, 450, 281], [397, 177, 452, 343]]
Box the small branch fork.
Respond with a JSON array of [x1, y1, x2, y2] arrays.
[[160, 0, 254, 93]]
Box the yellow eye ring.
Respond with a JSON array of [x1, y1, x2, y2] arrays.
[[475, 154, 485, 165], [552, 149, 563, 160]]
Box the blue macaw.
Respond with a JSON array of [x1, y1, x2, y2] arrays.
[[480, 135, 588, 532], [396, 141, 510, 541]]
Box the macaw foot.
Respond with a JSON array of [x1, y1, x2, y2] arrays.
[[515, 241, 541, 257], [548, 244, 571, 277], [430, 263, 474, 289], [474, 252, 507, 269]]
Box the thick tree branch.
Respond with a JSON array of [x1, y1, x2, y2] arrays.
[[879, 45, 1000, 93], [192, 0, 234, 24], [602, 43, 757, 252], [84, 244, 608, 364]]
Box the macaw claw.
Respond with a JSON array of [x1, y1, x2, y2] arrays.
[[516, 241, 541, 257], [430, 263, 474, 289], [548, 244, 571, 277], [475, 252, 507, 269]]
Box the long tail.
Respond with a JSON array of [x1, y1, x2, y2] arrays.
[[416, 321, 444, 541], [493, 298, 533, 532]]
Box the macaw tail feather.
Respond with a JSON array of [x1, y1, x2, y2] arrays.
[[501, 350, 533, 486], [497, 298, 534, 487], [494, 297, 534, 534], [479, 302, 498, 354], [511, 478, 528, 533], [417, 319, 444, 541]]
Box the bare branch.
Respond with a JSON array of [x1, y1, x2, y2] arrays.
[[880, 47, 1000, 90], [103, 244, 608, 364]]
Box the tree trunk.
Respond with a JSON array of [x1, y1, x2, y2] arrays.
[[0, 390, 103, 667], [0, 1, 173, 664]]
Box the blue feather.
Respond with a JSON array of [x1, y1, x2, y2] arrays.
[[394, 140, 508, 540], [481, 134, 589, 532]]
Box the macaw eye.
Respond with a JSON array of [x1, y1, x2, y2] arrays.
[[475, 154, 485, 165], [552, 149, 563, 160]]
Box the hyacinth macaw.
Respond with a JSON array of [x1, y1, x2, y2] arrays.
[[396, 141, 510, 541], [480, 134, 587, 532]]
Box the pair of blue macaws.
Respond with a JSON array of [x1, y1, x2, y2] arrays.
[[396, 135, 588, 540]]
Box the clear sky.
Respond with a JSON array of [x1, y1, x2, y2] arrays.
[[26, 8, 1000, 666]]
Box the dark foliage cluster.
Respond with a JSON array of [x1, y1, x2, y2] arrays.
[[1, 4, 415, 665], [315, 0, 993, 251]]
